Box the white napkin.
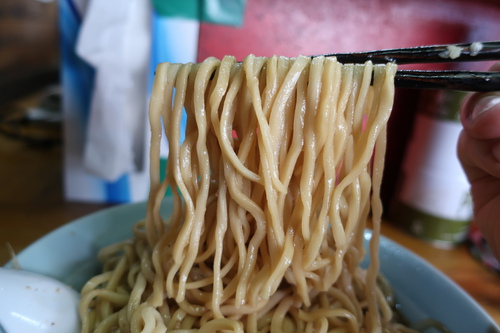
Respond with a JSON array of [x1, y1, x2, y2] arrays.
[[76, 0, 151, 181]]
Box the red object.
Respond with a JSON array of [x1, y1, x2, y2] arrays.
[[198, 0, 500, 71], [196, 0, 500, 211]]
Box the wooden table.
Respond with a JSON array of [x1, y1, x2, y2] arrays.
[[380, 222, 500, 327]]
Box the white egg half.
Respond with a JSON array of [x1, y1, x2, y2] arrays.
[[0, 268, 80, 333]]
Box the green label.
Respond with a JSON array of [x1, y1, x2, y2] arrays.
[[153, 0, 247, 27], [419, 90, 468, 122], [392, 201, 471, 247]]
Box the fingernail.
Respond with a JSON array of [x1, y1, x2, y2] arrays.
[[467, 95, 500, 122]]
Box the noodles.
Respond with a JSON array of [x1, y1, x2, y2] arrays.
[[79, 54, 415, 332]]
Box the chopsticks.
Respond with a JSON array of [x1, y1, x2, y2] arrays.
[[319, 41, 500, 64], [317, 41, 500, 92], [394, 70, 500, 92]]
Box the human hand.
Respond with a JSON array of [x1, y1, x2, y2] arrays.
[[458, 62, 500, 260]]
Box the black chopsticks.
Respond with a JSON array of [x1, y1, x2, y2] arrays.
[[319, 41, 500, 64], [395, 70, 500, 92], [317, 41, 500, 92]]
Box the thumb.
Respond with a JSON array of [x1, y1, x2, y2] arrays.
[[460, 61, 500, 139], [460, 92, 500, 140]]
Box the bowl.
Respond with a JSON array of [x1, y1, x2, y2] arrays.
[[5, 198, 500, 333]]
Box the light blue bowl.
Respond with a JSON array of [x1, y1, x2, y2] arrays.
[[6, 198, 500, 333]]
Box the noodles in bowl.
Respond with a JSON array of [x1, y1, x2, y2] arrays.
[[79, 54, 411, 332]]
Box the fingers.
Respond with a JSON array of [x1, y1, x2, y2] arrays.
[[459, 62, 500, 140], [460, 92, 500, 140], [457, 61, 500, 261], [457, 61, 500, 181], [460, 62, 500, 139], [457, 130, 500, 182]]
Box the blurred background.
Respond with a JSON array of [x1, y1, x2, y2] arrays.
[[0, 0, 60, 204], [1, 0, 500, 251]]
